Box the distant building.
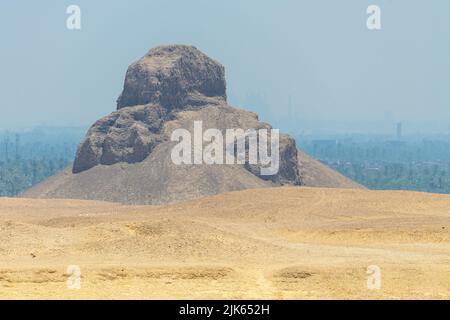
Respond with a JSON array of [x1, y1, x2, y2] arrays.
[[396, 122, 402, 140]]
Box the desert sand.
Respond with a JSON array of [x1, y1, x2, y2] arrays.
[[1, 187, 449, 299]]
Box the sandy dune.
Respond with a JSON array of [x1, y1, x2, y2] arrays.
[[1, 187, 449, 299]]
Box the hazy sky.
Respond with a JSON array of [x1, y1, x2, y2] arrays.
[[1, 0, 449, 135]]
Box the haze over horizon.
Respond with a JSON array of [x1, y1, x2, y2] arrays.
[[1, 0, 449, 135]]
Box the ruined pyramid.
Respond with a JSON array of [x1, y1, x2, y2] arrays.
[[23, 45, 362, 204]]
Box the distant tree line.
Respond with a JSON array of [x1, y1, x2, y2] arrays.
[[299, 136, 450, 194], [333, 161, 450, 194], [0, 158, 71, 196], [0, 128, 83, 197]]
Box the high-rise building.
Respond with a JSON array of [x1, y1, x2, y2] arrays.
[[396, 122, 402, 140]]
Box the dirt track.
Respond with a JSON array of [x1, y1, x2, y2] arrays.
[[1, 187, 449, 299]]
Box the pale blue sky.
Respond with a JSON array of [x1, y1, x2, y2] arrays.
[[0, 0, 449, 134]]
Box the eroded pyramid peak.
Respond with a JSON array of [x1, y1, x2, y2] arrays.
[[117, 45, 227, 110]]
